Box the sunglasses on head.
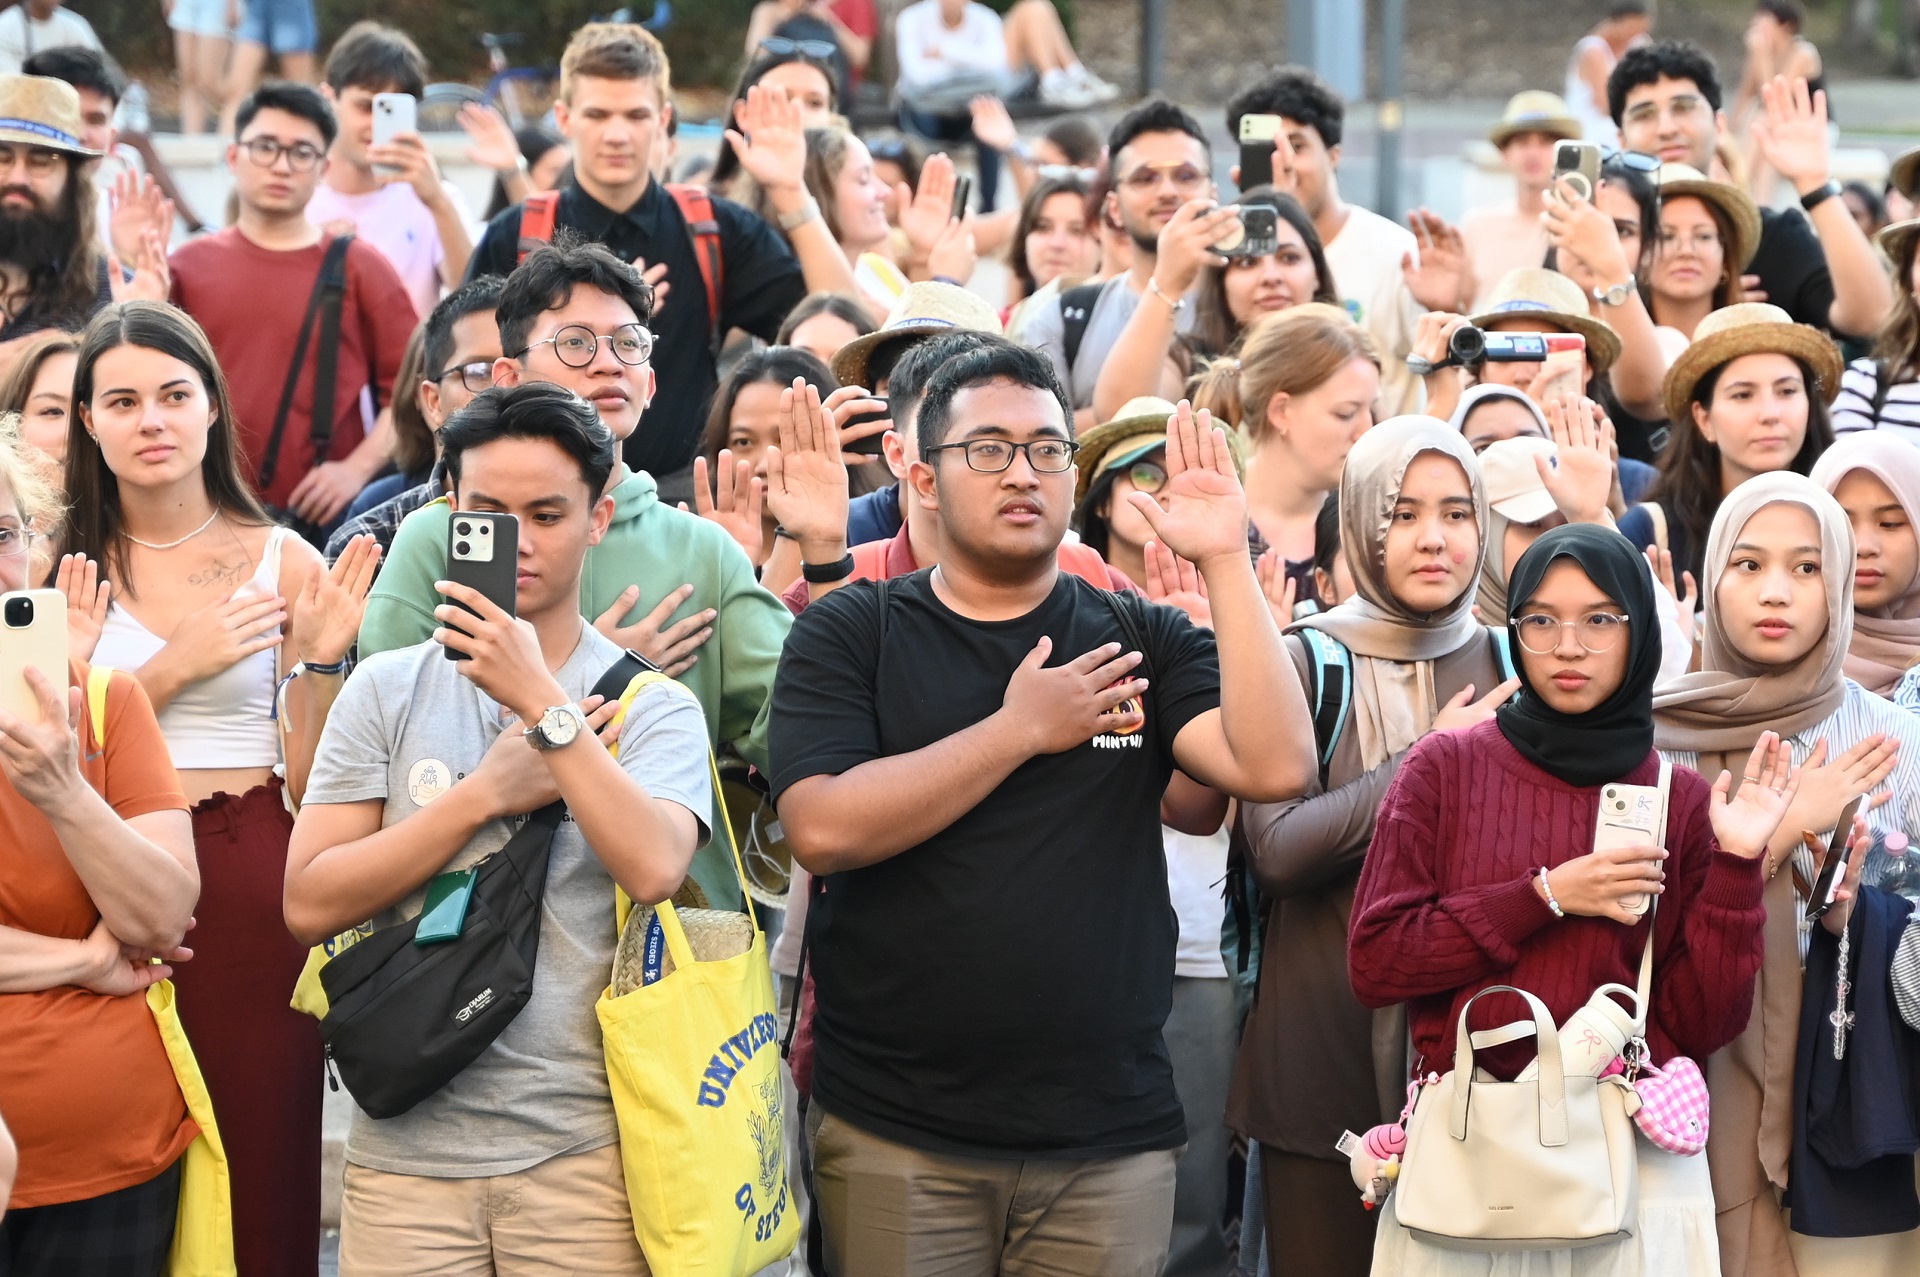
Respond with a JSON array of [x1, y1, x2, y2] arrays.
[[760, 36, 838, 61]]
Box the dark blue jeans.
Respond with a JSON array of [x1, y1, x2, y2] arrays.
[[897, 104, 1001, 213]]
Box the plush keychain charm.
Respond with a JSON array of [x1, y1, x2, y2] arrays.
[[1336, 1076, 1422, 1209]]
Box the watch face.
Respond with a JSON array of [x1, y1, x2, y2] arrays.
[[539, 706, 582, 747]]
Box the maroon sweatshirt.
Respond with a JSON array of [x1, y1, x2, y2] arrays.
[[1349, 719, 1766, 1080]]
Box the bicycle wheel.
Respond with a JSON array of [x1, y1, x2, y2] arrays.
[[420, 82, 490, 132]]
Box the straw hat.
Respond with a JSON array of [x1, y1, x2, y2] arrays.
[[1479, 436, 1559, 525], [1469, 268, 1623, 375], [0, 75, 100, 158], [1892, 145, 1920, 201], [1072, 396, 1246, 505], [1488, 91, 1582, 148], [829, 281, 1003, 388], [1654, 163, 1762, 272], [1661, 302, 1844, 427], [1878, 218, 1920, 274]]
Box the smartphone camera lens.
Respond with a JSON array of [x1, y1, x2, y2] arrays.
[[455, 521, 471, 536], [455, 541, 470, 558], [3, 596, 32, 627]]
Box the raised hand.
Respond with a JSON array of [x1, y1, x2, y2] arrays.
[[458, 102, 523, 175], [291, 534, 381, 668], [1255, 547, 1298, 628], [1125, 401, 1248, 569], [765, 378, 852, 557], [1402, 210, 1472, 313], [1645, 545, 1698, 651], [968, 95, 1018, 154], [1752, 75, 1830, 195], [592, 583, 714, 678], [1537, 395, 1614, 525], [927, 213, 978, 284], [108, 227, 170, 305], [56, 554, 111, 663], [1000, 636, 1147, 755], [107, 170, 175, 266], [900, 152, 959, 267], [682, 452, 768, 564], [1142, 539, 1211, 628], [1710, 731, 1803, 860], [725, 83, 809, 198]]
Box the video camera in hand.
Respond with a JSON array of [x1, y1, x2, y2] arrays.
[[1434, 327, 1586, 371]]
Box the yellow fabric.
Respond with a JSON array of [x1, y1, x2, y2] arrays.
[[86, 666, 236, 1277], [598, 672, 797, 1275]]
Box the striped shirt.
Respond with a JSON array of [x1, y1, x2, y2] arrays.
[[1831, 357, 1920, 445], [1663, 680, 1920, 962], [1897, 665, 1920, 717]]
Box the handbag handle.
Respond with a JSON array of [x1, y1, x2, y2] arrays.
[[1449, 985, 1570, 1147]]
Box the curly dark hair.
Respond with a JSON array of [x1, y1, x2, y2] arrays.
[[1226, 66, 1346, 148], [1608, 41, 1724, 126]]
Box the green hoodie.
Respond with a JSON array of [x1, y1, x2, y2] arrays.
[[357, 467, 792, 906]]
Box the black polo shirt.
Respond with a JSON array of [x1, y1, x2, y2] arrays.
[[469, 179, 808, 477], [1749, 206, 1842, 335]]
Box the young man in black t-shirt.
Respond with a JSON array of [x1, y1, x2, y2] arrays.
[[768, 343, 1315, 1276]]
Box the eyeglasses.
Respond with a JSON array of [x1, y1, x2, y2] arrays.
[[1621, 96, 1708, 128], [239, 136, 326, 172], [517, 323, 653, 368], [1122, 458, 1168, 495], [759, 36, 838, 60], [0, 144, 62, 177], [1119, 163, 1209, 192], [1514, 611, 1631, 654], [0, 523, 35, 559], [924, 438, 1080, 473], [1657, 228, 1723, 254], [433, 360, 495, 393]]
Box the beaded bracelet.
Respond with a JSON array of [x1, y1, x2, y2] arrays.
[[1538, 866, 1566, 919]]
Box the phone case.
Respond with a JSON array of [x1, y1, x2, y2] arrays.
[[0, 589, 67, 723], [1553, 141, 1601, 201], [371, 93, 416, 176], [1238, 114, 1282, 191], [443, 512, 517, 660], [1596, 781, 1663, 916], [415, 867, 477, 945], [1806, 796, 1865, 920]]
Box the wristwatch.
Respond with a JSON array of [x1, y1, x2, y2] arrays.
[[525, 703, 589, 751], [777, 196, 822, 232], [1800, 179, 1842, 213], [1591, 274, 1637, 307]]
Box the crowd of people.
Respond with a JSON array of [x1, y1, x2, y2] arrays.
[[8, 2, 1920, 1277]]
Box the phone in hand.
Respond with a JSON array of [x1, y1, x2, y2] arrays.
[[1596, 778, 1665, 917], [443, 511, 517, 661], [1238, 113, 1283, 191], [1806, 797, 1866, 922], [950, 174, 972, 221], [1553, 140, 1602, 202], [1213, 204, 1279, 259], [371, 92, 417, 179], [839, 399, 890, 457], [0, 589, 66, 723]]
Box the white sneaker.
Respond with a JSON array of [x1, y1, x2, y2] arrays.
[[1068, 64, 1123, 104], [1041, 76, 1100, 110]]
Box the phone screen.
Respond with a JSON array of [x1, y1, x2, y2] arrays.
[[1806, 796, 1865, 921]]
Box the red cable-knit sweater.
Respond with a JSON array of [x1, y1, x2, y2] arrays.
[[1349, 718, 1767, 1080]]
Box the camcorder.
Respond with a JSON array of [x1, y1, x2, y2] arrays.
[[1422, 327, 1586, 372]]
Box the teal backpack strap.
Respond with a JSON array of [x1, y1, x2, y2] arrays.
[[1298, 627, 1354, 789]]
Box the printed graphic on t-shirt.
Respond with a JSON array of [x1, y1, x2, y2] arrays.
[[1093, 681, 1145, 748], [407, 758, 451, 805]]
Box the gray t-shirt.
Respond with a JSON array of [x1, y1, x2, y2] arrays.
[[1025, 272, 1197, 410], [304, 622, 714, 1177]]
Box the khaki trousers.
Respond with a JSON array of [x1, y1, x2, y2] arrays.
[[338, 1142, 651, 1276], [809, 1106, 1178, 1277]]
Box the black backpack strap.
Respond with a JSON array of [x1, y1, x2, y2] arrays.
[[1060, 281, 1104, 372], [590, 648, 660, 705], [260, 234, 354, 495]]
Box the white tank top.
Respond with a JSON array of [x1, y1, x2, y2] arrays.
[[1566, 35, 1621, 148], [93, 525, 288, 770]]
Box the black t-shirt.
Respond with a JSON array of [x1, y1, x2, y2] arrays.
[[468, 180, 808, 477], [769, 569, 1222, 1158], [1749, 206, 1841, 335]]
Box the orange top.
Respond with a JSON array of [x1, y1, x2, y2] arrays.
[[0, 661, 197, 1208]]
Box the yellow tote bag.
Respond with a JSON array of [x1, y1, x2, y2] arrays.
[[87, 668, 236, 1277], [598, 676, 798, 1276]]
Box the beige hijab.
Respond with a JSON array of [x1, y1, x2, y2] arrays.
[[1449, 386, 1553, 627], [1810, 432, 1920, 697], [1652, 472, 1854, 766], [1292, 417, 1489, 769]]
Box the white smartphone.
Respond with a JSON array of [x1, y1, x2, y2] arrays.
[[0, 589, 66, 723], [371, 92, 417, 179], [1596, 781, 1664, 917]]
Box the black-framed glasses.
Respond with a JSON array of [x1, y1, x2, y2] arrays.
[[759, 36, 838, 61], [1514, 611, 1632, 654], [240, 136, 325, 171], [925, 438, 1080, 473], [433, 360, 495, 394], [0, 144, 62, 176], [517, 323, 653, 368]]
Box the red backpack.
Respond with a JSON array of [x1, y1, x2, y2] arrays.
[[517, 185, 725, 349]]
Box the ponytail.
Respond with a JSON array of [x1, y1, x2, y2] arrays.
[[1191, 303, 1376, 440]]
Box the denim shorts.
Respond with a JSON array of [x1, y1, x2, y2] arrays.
[[167, 0, 235, 38], [236, 0, 317, 54]]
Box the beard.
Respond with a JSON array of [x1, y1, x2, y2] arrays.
[[0, 185, 79, 274]]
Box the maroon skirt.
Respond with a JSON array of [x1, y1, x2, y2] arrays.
[[173, 781, 319, 1277]]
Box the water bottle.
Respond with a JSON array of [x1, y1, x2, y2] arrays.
[[1516, 984, 1640, 1081], [118, 82, 150, 136]]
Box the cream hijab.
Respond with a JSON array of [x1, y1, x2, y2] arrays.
[[1292, 417, 1489, 769], [1809, 433, 1920, 696], [1652, 472, 1854, 764], [1449, 386, 1552, 626]]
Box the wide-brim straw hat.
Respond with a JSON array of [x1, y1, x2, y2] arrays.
[[1661, 302, 1844, 427], [1469, 268, 1623, 375], [1655, 163, 1763, 272], [1488, 90, 1582, 148], [1073, 396, 1246, 506], [829, 281, 1004, 388], [1879, 218, 1920, 273], [1892, 145, 1920, 200], [0, 74, 100, 158]]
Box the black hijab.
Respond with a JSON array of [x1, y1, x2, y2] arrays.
[[1495, 523, 1662, 787]]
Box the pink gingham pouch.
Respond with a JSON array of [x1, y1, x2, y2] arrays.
[[1632, 1055, 1710, 1155]]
